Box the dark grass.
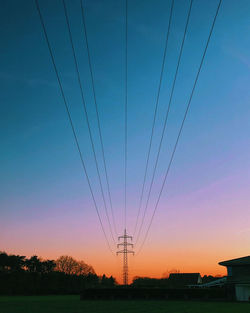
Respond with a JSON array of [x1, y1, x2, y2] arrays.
[[0, 295, 250, 313]]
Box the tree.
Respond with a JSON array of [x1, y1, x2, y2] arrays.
[[75, 260, 95, 276], [55, 256, 95, 276], [162, 268, 180, 278], [0, 252, 25, 272], [0, 252, 102, 295], [55, 256, 78, 275], [42, 260, 56, 273], [202, 275, 217, 283], [25, 256, 43, 273], [132, 277, 162, 287], [0, 252, 8, 272], [8, 255, 25, 272], [100, 274, 116, 287], [24, 256, 56, 274]]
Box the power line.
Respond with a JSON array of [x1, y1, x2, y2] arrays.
[[80, 0, 118, 237], [35, 0, 114, 255], [133, 0, 175, 238], [124, 0, 128, 230], [117, 229, 134, 285], [136, 0, 222, 255], [135, 0, 192, 245], [62, 0, 116, 244]]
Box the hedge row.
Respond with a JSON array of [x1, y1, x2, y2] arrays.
[[81, 287, 227, 300]]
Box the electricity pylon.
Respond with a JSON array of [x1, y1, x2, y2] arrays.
[[117, 229, 134, 285]]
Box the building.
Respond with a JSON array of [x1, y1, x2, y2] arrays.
[[219, 256, 250, 301], [190, 276, 227, 288], [168, 273, 202, 288]]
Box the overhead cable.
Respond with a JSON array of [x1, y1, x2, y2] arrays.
[[80, 0, 118, 237], [136, 0, 222, 255], [62, 0, 116, 244], [35, 0, 115, 255], [135, 0, 193, 245], [124, 0, 128, 231], [133, 0, 175, 238]]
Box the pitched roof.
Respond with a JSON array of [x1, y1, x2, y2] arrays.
[[168, 273, 201, 285], [219, 256, 250, 267]]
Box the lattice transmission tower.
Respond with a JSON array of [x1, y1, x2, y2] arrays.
[[117, 229, 134, 285]]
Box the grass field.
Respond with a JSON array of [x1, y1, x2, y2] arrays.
[[0, 295, 250, 313]]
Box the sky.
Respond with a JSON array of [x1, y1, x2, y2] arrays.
[[0, 0, 250, 283]]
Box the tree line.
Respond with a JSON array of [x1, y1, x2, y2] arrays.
[[0, 252, 116, 295]]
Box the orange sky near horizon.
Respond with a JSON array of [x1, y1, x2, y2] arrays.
[[0, 241, 235, 284], [2, 165, 250, 284], [2, 206, 248, 284], [2, 166, 250, 284]]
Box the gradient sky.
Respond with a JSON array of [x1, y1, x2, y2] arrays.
[[1, 0, 250, 283]]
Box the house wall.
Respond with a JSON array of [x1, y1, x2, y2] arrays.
[[235, 284, 250, 301], [231, 266, 250, 280], [197, 275, 202, 284]]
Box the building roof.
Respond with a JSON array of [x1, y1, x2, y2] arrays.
[[219, 256, 250, 267], [168, 273, 201, 285], [197, 277, 227, 288]]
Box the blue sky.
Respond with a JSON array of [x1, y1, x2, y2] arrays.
[[0, 0, 250, 279]]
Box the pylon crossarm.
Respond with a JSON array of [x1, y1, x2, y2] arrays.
[[127, 250, 134, 254], [118, 235, 132, 240], [117, 242, 133, 247], [117, 250, 125, 254]]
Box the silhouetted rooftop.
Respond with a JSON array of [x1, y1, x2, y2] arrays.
[[168, 273, 201, 285], [219, 256, 250, 267]]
